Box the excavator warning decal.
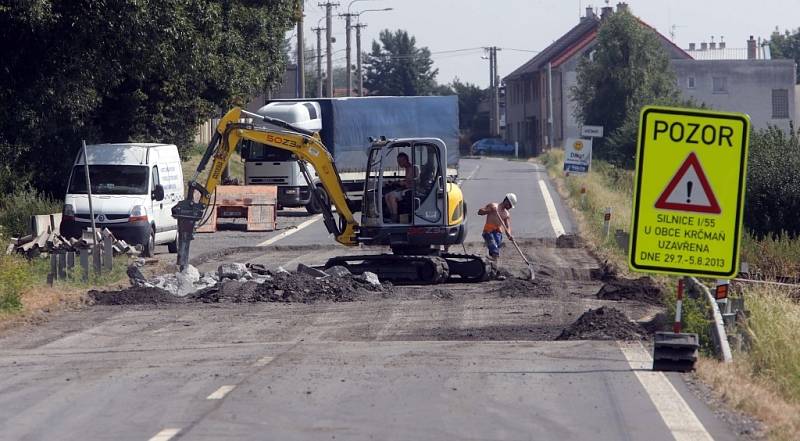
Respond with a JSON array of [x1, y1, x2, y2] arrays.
[[654, 152, 721, 214]]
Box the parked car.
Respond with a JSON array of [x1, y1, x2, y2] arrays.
[[471, 138, 515, 155], [60, 143, 184, 257]]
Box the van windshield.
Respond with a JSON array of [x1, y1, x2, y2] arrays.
[[68, 165, 149, 195]]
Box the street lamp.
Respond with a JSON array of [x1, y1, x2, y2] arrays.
[[353, 7, 393, 96]]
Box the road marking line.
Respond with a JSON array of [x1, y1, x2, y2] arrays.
[[148, 428, 181, 441], [206, 385, 236, 400], [537, 179, 566, 236], [253, 356, 274, 367], [619, 342, 714, 441], [257, 214, 322, 247], [464, 164, 481, 181]]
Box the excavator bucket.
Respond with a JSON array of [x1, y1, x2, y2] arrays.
[[652, 332, 699, 372]]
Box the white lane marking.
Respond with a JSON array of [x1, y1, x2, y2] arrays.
[[257, 214, 322, 247], [253, 356, 274, 367], [206, 385, 236, 400], [148, 428, 181, 441], [619, 343, 714, 441], [537, 179, 566, 236], [464, 163, 481, 181]]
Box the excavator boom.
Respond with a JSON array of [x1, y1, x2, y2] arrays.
[[173, 107, 358, 269]]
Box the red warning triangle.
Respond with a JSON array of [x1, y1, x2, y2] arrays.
[[655, 152, 721, 214]]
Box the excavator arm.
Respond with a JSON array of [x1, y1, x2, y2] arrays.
[[173, 107, 358, 269]]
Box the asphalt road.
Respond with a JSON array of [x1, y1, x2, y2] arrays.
[[0, 158, 741, 440]]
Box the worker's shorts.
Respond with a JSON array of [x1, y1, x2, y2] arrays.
[[482, 231, 503, 257], [386, 189, 409, 201]]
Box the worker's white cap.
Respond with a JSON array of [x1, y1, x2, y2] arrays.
[[504, 193, 518, 208]]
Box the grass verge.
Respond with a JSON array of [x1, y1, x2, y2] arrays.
[[0, 234, 130, 330], [539, 149, 800, 439]]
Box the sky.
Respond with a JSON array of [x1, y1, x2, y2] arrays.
[[296, 0, 799, 88]]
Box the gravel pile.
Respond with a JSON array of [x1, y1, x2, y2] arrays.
[[556, 306, 646, 341], [190, 271, 386, 304], [595, 276, 663, 305], [88, 287, 186, 305], [492, 277, 554, 297]]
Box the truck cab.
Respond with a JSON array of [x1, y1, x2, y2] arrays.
[[242, 101, 323, 213]]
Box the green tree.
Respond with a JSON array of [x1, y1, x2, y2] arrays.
[[363, 29, 438, 96], [571, 7, 680, 168], [769, 27, 800, 83], [0, 0, 296, 195]]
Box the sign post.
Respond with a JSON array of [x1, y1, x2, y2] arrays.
[[629, 106, 750, 278]]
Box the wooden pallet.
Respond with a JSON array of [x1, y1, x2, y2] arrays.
[[196, 185, 277, 233]]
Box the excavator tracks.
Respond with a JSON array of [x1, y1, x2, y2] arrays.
[[323, 253, 494, 285]]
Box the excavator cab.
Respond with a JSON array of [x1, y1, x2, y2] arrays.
[[357, 138, 466, 252]]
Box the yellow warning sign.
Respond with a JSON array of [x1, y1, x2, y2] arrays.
[[629, 106, 750, 277]]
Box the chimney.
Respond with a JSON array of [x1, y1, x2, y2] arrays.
[[710, 42, 717, 50], [688, 42, 696, 51], [616, 2, 629, 13], [719, 41, 726, 49], [700, 42, 708, 51], [585, 6, 595, 19], [747, 35, 757, 59], [601, 6, 614, 20]]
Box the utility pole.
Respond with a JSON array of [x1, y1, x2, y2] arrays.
[[355, 22, 366, 96], [296, 1, 305, 98], [493, 47, 501, 137], [312, 25, 324, 97], [487, 47, 496, 137], [340, 12, 357, 96], [320, 2, 339, 97]]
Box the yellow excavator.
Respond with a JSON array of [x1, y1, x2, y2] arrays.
[[173, 107, 494, 284]]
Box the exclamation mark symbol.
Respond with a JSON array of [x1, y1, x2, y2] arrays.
[[686, 181, 693, 203]]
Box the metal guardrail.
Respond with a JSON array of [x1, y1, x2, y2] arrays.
[[686, 277, 733, 363]]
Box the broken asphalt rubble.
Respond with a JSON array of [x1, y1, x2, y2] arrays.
[[119, 259, 385, 304]]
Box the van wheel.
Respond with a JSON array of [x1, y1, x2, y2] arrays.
[[142, 229, 156, 258], [305, 186, 329, 215], [167, 236, 178, 254]]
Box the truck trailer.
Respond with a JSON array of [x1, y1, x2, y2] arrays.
[[241, 95, 460, 212]]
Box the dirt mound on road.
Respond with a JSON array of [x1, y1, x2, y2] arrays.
[[191, 272, 387, 304], [88, 287, 186, 305], [556, 306, 646, 341], [493, 277, 554, 297], [596, 276, 663, 305]]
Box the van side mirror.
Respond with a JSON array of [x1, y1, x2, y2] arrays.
[[152, 184, 165, 201]]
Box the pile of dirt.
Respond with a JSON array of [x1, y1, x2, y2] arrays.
[[88, 287, 186, 305], [493, 277, 554, 297], [556, 306, 646, 341], [556, 234, 582, 248], [190, 272, 387, 304], [596, 276, 663, 305]]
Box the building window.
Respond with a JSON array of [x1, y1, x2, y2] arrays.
[[772, 89, 789, 118], [687, 76, 695, 89], [712, 76, 727, 93]]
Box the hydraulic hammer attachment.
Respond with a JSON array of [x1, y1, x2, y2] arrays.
[[172, 181, 210, 270]]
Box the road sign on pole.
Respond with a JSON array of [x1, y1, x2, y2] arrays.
[[629, 106, 750, 278], [581, 125, 604, 138], [563, 138, 592, 174]]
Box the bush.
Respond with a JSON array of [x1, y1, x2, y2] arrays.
[[0, 254, 33, 311], [0, 189, 62, 237], [745, 125, 800, 238]]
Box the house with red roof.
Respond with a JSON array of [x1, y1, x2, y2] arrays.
[[503, 3, 691, 156]]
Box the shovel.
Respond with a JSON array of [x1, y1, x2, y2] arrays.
[[500, 218, 535, 280]]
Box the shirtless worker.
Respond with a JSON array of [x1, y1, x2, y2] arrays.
[[385, 152, 414, 223], [478, 193, 517, 260]]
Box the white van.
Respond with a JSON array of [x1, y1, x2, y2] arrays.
[[60, 143, 184, 257]]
